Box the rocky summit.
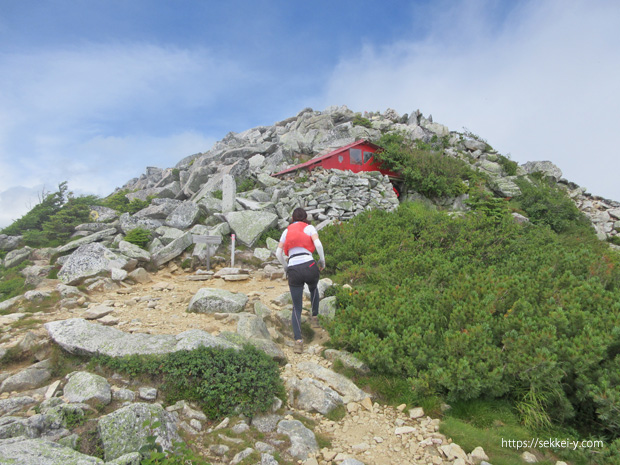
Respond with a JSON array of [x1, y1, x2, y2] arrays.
[[0, 105, 616, 465]]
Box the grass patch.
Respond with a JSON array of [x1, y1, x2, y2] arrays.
[[325, 404, 347, 422], [0, 345, 36, 368], [20, 293, 61, 314], [441, 399, 608, 465], [202, 424, 298, 465], [10, 317, 43, 330], [315, 432, 332, 449], [49, 346, 90, 378], [291, 412, 317, 430], [76, 421, 105, 459]]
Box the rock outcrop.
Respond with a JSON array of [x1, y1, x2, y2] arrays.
[[44, 318, 237, 357]]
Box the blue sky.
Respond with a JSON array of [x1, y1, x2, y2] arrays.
[[1, 0, 619, 227]]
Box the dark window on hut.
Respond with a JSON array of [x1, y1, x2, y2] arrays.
[[350, 148, 362, 165], [363, 151, 373, 163], [338, 155, 344, 163]]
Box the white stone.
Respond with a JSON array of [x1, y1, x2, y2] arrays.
[[394, 426, 416, 435], [45, 380, 61, 399], [441, 443, 468, 461], [214, 417, 230, 430], [470, 446, 489, 463], [222, 175, 236, 213]]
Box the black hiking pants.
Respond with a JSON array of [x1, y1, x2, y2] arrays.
[[287, 260, 320, 341]]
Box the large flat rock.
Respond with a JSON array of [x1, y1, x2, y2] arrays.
[[224, 211, 278, 246], [0, 436, 104, 465], [98, 403, 180, 461], [44, 318, 237, 357]]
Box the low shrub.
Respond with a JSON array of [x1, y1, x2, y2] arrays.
[[496, 154, 518, 176], [236, 177, 258, 193], [513, 176, 591, 234], [465, 187, 512, 223], [124, 228, 152, 249], [374, 132, 476, 198], [93, 345, 285, 420], [258, 227, 282, 247], [320, 202, 620, 438], [352, 114, 373, 128], [101, 190, 152, 214]]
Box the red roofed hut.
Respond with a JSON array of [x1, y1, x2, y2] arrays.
[[272, 140, 401, 180]]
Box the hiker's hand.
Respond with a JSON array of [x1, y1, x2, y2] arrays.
[[319, 260, 325, 270]]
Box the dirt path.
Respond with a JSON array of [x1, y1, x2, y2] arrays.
[[20, 264, 459, 465]]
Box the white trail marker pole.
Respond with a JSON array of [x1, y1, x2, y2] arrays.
[[231, 234, 236, 267]]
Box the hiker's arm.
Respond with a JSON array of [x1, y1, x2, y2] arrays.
[[276, 244, 287, 270], [311, 234, 325, 270]]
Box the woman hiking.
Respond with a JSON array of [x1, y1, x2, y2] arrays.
[[276, 207, 325, 354]]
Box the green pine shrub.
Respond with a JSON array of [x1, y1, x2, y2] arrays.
[[513, 176, 591, 234], [1, 182, 98, 248], [124, 228, 152, 249], [608, 236, 620, 246], [236, 177, 258, 193], [465, 187, 512, 223], [320, 202, 620, 438], [496, 154, 518, 176], [374, 132, 477, 198], [93, 345, 285, 420], [101, 190, 152, 214], [1, 182, 68, 236], [352, 114, 373, 128]]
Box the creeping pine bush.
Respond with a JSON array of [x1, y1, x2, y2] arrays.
[[93, 345, 285, 419], [352, 114, 373, 128], [374, 132, 476, 198], [101, 190, 152, 214], [496, 154, 518, 176], [124, 227, 152, 249], [320, 202, 620, 437], [2, 182, 98, 248], [513, 176, 592, 234]]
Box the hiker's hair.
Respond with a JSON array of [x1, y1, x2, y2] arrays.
[[292, 207, 308, 223]]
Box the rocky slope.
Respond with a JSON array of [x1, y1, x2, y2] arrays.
[[0, 261, 504, 465]]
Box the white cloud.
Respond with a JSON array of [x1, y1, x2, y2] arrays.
[[0, 130, 215, 228], [0, 185, 46, 229], [66, 131, 216, 196], [322, 0, 620, 200], [0, 42, 236, 227], [0, 44, 242, 128]]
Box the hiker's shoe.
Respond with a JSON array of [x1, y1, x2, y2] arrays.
[[294, 340, 304, 354], [310, 316, 320, 328]]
